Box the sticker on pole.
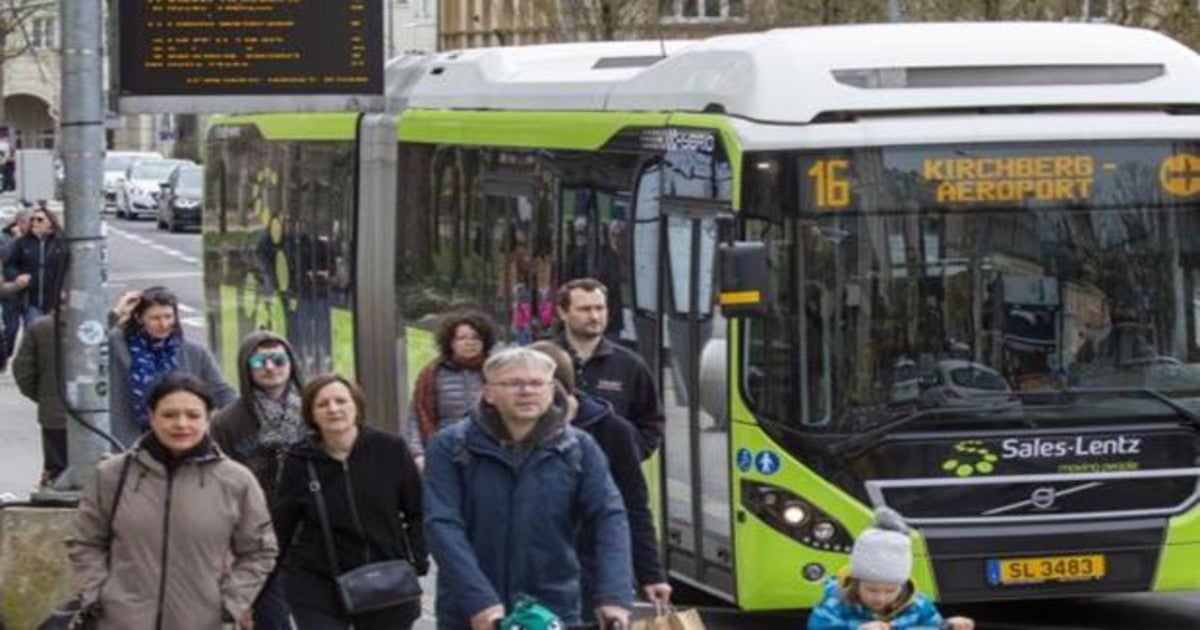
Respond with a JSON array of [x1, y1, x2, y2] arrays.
[[76, 320, 106, 346]]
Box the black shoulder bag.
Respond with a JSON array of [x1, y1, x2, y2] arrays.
[[305, 460, 422, 615], [40, 453, 135, 630]]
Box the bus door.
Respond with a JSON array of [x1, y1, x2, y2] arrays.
[[655, 192, 735, 597]]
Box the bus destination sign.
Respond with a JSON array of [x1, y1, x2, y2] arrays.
[[116, 0, 384, 113], [800, 142, 1200, 213]]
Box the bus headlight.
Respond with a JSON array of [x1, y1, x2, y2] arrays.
[[783, 503, 808, 525], [812, 520, 836, 542], [741, 480, 854, 553]]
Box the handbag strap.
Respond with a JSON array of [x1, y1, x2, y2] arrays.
[[305, 461, 342, 574], [337, 461, 374, 564], [105, 453, 135, 541], [91, 452, 135, 605]]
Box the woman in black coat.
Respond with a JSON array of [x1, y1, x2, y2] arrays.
[[8, 205, 65, 323], [272, 374, 428, 630]]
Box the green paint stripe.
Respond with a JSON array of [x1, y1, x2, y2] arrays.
[[332, 307, 356, 379], [218, 284, 242, 382], [210, 113, 358, 141], [404, 326, 438, 396], [398, 110, 670, 150]]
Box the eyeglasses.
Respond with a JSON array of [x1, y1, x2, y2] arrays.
[[488, 379, 551, 392], [248, 351, 290, 370]]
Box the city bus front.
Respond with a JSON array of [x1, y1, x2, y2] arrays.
[[731, 136, 1200, 604]]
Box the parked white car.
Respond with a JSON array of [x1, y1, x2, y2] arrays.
[[103, 151, 162, 211], [117, 158, 193, 220], [918, 359, 1016, 408]]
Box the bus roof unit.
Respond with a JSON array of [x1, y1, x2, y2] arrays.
[[396, 22, 1200, 123]]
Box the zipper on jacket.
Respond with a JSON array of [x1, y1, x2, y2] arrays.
[[154, 468, 175, 630], [36, 239, 45, 309], [339, 458, 377, 565]]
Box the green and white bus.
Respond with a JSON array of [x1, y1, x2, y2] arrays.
[[204, 22, 1200, 608]]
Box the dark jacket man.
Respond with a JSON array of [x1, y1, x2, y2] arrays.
[[559, 333, 663, 459], [13, 312, 66, 428], [211, 330, 305, 503], [574, 392, 666, 596], [423, 402, 632, 629]]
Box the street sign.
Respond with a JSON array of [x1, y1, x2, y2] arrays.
[[115, 0, 385, 114]]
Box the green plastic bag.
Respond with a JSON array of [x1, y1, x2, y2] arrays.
[[498, 595, 563, 630]]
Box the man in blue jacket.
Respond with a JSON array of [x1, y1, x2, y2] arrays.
[[424, 346, 633, 630]]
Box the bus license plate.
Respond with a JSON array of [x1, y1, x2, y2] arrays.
[[988, 554, 1106, 585]]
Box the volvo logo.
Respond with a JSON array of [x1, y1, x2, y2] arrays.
[[982, 481, 1105, 517], [1030, 487, 1056, 510]]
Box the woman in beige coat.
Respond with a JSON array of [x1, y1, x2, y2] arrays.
[[67, 372, 278, 629]]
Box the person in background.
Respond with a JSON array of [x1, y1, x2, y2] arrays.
[[108, 286, 235, 445], [406, 310, 496, 467], [8, 205, 65, 324], [13, 307, 68, 487], [807, 507, 975, 630], [423, 347, 633, 630], [272, 374, 428, 629], [66, 373, 277, 629], [212, 330, 307, 630], [0, 207, 30, 371], [529, 341, 672, 608], [555, 277, 663, 459]]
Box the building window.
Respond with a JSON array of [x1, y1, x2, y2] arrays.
[[660, 0, 743, 22], [30, 16, 57, 49]]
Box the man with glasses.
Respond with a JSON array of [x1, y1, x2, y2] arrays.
[[212, 330, 307, 630], [424, 346, 633, 630]]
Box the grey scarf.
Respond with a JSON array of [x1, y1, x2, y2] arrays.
[[251, 385, 306, 449]]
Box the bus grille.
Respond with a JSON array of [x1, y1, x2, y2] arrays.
[[864, 468, 1200, 525]]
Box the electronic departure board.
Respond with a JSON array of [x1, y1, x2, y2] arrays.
[[798, 141, 1200, 214], [116, 0, 384, 114]]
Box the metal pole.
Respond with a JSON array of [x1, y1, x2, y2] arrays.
[[47, 0, 112, 495]]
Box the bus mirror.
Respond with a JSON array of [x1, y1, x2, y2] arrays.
[[718, 241, 770, 318]]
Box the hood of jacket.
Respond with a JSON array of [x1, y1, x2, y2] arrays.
[[235, 329, 303, 399], [571, 391, 617, 431]]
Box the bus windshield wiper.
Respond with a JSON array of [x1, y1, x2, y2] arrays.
[[1026, 387, 1200, 427], [828, 387, 1200, 461], [826, 404, 1019, 460]]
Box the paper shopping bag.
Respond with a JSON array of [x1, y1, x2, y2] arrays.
[[631, 608, 706, 630], [665, 608, 705, 630]]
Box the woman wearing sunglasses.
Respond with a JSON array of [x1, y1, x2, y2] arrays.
[[108, 286, 236, 445], [7, 205, 65, 325]]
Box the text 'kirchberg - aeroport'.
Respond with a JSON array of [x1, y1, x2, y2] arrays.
[[923, 155, 1095, 204]]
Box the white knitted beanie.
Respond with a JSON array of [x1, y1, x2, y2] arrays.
[[848, 507, 913, 584]]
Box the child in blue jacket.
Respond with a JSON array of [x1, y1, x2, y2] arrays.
[[807, 507, 974, 630]]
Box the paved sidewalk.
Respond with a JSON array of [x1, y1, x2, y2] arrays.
[[0, 368, 42, 501]]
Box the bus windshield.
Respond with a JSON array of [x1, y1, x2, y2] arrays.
[[743, 140, 1200, 432]]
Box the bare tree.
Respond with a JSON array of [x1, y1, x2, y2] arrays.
[[0, 0, 53, 123]]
